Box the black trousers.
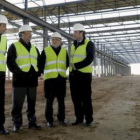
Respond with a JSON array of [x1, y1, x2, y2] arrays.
[[11, 87, 37, 127], [69, 73, 93, 122], [44, 77, 66, 123], [0, 76, 5, 129]]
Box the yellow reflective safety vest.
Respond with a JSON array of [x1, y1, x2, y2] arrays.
[[14, 42, 38, 72], [70, 38, 92, 73], [0, 36, 7, 72], [43, 46, 67, 80]]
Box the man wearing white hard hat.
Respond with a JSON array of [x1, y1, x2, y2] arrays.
[[7, 24, 41, 132], [69, 23, 95, 126], [0, 15, 9, 135], [40, 32, 69, 127]]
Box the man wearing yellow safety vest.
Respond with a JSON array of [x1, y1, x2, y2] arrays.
[[0, 15, 9, 135], [7, 25, 41, 132], [69, 23, 95, 126], [40, 32, 69, 127]]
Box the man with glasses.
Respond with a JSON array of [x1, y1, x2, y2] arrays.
[[40, 32, 69, 127]]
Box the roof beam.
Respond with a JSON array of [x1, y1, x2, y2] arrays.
[[86, 26, 140, 34], [0, 0, 73, 40]]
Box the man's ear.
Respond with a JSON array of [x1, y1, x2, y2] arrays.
[[19, 32, 22, 37]]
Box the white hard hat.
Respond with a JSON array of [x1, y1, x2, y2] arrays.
[[19, 24, 32, 32], [51, 32, 62, 39], [73, 23, 85, 31], [0, 15, 8, 25]]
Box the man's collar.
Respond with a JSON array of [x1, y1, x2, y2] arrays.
[[19, 38, 31, 46], [77, 38, 83, 43]]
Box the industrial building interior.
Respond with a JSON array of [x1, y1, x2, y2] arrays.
[[0, 0, 140, 140]]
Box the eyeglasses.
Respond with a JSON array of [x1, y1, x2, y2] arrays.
[[51, 38, 61, 41]]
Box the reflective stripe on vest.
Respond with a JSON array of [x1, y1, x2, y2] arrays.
[[45, 60, 66, 66], [70, 39, 93, 73], [14, 42, 38, 72], [44, 69, 66, 74], [16, 55, 37, 60], [0, 36, 7, 72], [43, 46, 67, 80]]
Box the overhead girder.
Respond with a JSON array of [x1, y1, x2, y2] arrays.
[[0, 0, 73, 40]]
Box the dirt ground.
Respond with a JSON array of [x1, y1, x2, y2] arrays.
[[0, 76, 140, 140]]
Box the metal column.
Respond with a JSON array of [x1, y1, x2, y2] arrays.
[[43, 8, 48, 48], [23, 0, 29, 24], [104, 46, 106, 77], [106, 50, 109, 77], [98, 58, 101, 78], [94, 52, 97, 78], [0, 4, 2, 13], [101, 45, 103, 77], [58, 6, 60, 28], [43, 28, 48, 48]]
